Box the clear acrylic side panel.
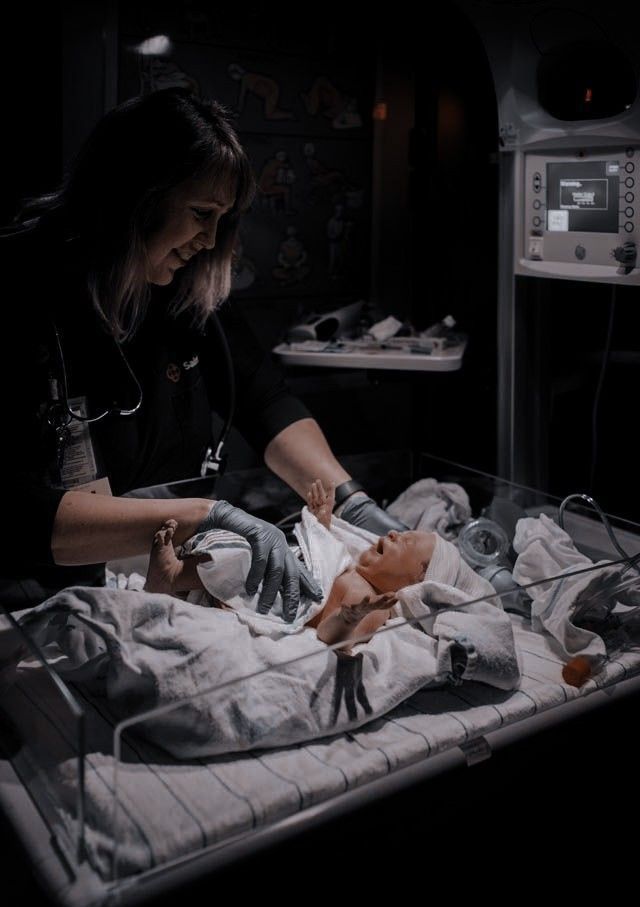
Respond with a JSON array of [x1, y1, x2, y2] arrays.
[[417, 451, 640, 562], [9, 452, 634, 888], [0, 604, 86, 867], [107, 554, 640, 885]]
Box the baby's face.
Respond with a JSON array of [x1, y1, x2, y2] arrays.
[[356, 530, 435, 593]]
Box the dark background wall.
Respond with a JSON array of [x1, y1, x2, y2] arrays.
[[3, 0, 638, 521], [2, 0, 501, 476], [2, 9, 62, 226], [113, 1, 501, 479]]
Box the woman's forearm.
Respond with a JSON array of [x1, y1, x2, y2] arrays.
[[51, 491, 213, 565], [264, 418, 351, 499]]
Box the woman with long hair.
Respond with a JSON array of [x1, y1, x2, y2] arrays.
[[1, 87, 404, 614]]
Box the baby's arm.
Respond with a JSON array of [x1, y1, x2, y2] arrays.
[[312, 570, 396, 651], [307, 479, 335, 530]]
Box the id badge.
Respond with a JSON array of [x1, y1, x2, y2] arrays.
[[59, 396, 111, 495], [73, 476, 113, 496]]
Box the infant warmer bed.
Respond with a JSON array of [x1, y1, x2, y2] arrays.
[[1, 453, 640, 906]]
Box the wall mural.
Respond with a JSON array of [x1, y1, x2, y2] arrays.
[[272, 226, 311, 286], [228, 63, 295, 121], [301, 75, 362, 129], [119, 17, 373, 309]]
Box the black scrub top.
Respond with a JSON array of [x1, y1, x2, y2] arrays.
[[1, 217, 310, 607]]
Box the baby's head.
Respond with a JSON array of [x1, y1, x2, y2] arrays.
[[355, 530, 436, 593]]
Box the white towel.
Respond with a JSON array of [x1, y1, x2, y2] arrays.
[[512, 513, 634, 672], [386, 478, 472, 539]]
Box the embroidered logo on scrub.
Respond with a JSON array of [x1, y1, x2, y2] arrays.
[[166, 354, 198, 382], [166, 363, 181, 383]]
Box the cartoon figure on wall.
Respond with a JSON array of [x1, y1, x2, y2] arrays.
[[272, 226, 312, 286], [258, 150, 297, 214], [326, 203, 354, 279], [231, 236, 257, 291], [139, 56, 200, 96], [228, 63, 294, 120], [301, 75, 362, 129], [303, 142, 364, 208], [182, 0, 214, 41]]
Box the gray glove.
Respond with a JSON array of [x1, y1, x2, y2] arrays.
[[339, 494, 409, 535], [200, 500, 323, 621]]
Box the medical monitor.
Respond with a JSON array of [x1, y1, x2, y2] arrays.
[[517, 145, 639, 282], [546, 160, 619, 234]]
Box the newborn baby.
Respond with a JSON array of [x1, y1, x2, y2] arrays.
[[145, 480, 436, 652]]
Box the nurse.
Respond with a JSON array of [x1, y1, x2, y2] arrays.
[[1, 88, 405, 615]]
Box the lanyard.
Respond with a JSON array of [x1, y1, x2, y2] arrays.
[[46, 321, 143, 474]]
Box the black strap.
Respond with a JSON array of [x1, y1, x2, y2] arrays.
[[333, 479, 365, 510]]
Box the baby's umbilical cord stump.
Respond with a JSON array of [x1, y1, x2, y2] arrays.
[[562, 655, 592, 688]]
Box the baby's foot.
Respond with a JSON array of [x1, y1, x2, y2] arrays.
[[340, 592, 398, 625], [144, 520, 184, 594], [307, 479, 335, 529]]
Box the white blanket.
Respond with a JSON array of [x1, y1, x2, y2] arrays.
[[174, 507, 521, 692], [387, 477, 472, 538], [0, 509, 521, 757], [513, 513, 640, 673]]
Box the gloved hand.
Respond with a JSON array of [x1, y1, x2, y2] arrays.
[[200, 501, 323, 622], [339, 494, 409, 535]]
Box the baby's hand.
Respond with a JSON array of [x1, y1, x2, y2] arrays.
[[307, 479, 335, 529], [340, 592, 398, 624]]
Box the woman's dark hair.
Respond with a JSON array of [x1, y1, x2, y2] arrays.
[[19, 88, 255, 339]]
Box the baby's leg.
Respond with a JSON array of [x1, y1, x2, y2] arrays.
[[145, 520, 182, 594], [307, 479, 335, 529], [144, 521, 207, 595]]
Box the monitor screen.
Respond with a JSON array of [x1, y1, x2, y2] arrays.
[[546, 160, 620, 233]]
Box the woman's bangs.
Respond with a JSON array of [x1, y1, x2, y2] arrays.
[[197, 145, 254, 214]]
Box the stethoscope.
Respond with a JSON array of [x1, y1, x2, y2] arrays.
[[199, 311, 236, 477], [46, 310, 236, 480]]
